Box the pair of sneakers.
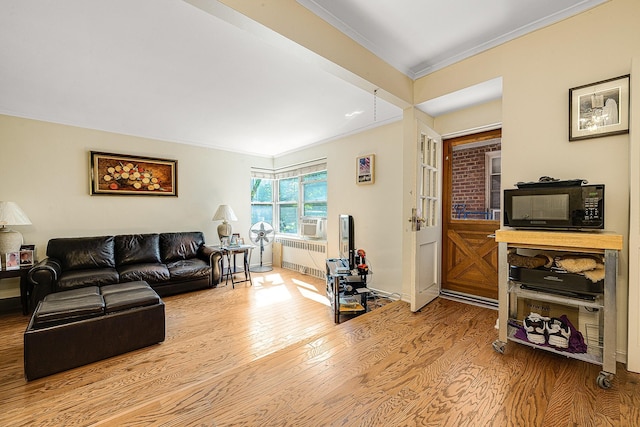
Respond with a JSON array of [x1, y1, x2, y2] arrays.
[[523, 313, 571, 348]]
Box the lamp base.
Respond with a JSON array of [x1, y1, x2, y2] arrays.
[[217, 222, 232, 241], [0, 228, 23, 265]]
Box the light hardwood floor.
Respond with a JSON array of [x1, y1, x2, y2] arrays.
[[1, 268, 639, 426]]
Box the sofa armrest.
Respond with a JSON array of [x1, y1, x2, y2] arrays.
[[28, 258, 62, 307], [199, 246, 223, 286]]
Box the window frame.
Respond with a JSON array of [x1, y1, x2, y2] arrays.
[[251, 166, 327, 236], [250, 178, 274, 226], [485, 150, 501, 213]]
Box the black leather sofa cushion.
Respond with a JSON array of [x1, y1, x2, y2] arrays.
[[101, 281, 154, 296], [103, 288, 161, 313], [115, 234, 162, 266], [166, 258, 210, 281], [117, 263, 170, 284], [43, 286, 101, 301], [47, 236, 115, 271], [57, 268, 119, 291], [160, 232, 204, 262], [32, 294, 105, 329]]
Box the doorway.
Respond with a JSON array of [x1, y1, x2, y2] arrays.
[[441, 129, 501, 304]]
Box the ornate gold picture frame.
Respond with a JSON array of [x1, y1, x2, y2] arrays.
[[90, 151, 177, 196]]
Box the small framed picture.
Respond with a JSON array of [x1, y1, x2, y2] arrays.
[[20, 250, 34, 266], [356, 154, 375, 185], [237, 237, 245, 245], [569, 74, 630, 141], [20, 244, 35, 260], [230, 233, 240, 246], [6, 252, 20, 270], [221, 237, 229, 247]]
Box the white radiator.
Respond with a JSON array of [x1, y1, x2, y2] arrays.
[[275, 237, 327, 279]]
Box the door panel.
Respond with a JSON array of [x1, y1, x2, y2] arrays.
[[416, 240, 439, 307], [442, 129, 501, 302], [411, 125, 442, 312], [444, 221, 499, 300]]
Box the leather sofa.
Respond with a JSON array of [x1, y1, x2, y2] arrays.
[[28, 231, 222, 309]]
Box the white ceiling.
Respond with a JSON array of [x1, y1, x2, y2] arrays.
[[0, 0, 604, 157]]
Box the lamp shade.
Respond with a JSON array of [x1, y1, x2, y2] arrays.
[[0, 201, 32, 226], [212, 204, 238, 223]]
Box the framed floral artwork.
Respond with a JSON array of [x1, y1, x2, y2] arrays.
[[90, 151, 177, 196]]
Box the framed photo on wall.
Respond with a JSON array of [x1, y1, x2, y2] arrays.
[[356, 154, 375, 185], [90, 151, 178, 196], [569, 74, 630, 141]]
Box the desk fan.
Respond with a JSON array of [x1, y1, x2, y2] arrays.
[[248, 221, 274, 272]]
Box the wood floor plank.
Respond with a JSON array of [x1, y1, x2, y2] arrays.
[[0, 268, 639, 426]]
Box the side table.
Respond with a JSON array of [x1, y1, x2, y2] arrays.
[[0, 266, 31, 315], [210, 245, 255, 288]]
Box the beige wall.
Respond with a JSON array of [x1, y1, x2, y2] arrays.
[[275, 120, 405, 297], [417, 0, 640, 360], [434, 99, 502, 138], [0, 115, 271, 297], [0, 115, 405, 299], [628, 57, 640, 371]]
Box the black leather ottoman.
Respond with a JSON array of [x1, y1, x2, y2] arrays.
[[24, 281, 165, 381]]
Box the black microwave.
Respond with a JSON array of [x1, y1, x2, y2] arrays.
[[503, 184, 604, 230]]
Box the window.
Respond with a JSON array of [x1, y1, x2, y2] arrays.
[[486, 150, 501, 213], [449, 131, 501, 220], [302, 171, 327, 217], [251, 161, 327, 235], [278, 177, 299, 234], [250, 178, 273, 225]]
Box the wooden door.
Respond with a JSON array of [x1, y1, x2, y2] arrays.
[[441, 129, 501, 301]]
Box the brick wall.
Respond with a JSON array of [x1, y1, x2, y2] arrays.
[[451, 143, 501, 218]]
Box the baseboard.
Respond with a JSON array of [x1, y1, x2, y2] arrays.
[[440, 290, 498, 310]]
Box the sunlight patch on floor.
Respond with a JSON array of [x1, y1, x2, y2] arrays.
[[252, 273, 284, 287], [292, 278, 319, 291], [298, 287, 330, 306], [255, 284, 292, 307], [292, 278, 330, 306]]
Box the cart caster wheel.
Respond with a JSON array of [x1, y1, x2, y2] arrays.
[[492, 340, 506, 354], [597, 371, 613, 389]]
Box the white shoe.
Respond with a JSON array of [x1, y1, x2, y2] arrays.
[[523, 313, 548, 345], [546, 317, 571, 348]]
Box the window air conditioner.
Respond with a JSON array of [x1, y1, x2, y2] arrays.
[[300, 217, 326, 239]]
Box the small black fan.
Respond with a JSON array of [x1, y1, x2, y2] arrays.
[[248, 221, 274, 272]]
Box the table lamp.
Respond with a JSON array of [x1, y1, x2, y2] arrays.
[[0, 201, 32, 256], [212, 204, 237, 241]]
